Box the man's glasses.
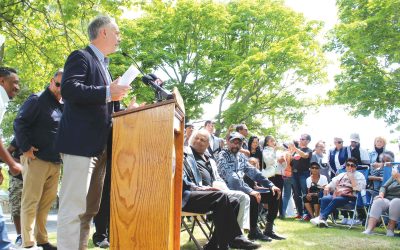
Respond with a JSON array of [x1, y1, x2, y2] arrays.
[[346, 163, 357, 168], [310, 167, 319, 169], [300, 138, 307, 141], [55, 82, 61, 87], [335, 141, 343, 144]]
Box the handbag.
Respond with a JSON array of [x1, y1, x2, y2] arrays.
[[333, 174, 354, 198]]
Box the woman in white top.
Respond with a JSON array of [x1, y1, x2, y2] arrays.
[[262, 135, 285, 215]]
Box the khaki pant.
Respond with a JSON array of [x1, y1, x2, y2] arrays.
[[20, 156, 60, 247], [57, 151, 106, 250]]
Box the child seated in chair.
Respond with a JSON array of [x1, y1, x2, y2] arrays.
[[304, 162, 328, 219]]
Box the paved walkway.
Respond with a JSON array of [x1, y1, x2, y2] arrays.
[[4, 211, 57, 242]]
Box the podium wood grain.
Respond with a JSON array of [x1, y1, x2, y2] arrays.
[[110, 101, 184, 250]]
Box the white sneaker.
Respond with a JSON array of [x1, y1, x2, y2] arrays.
[[362, 230, 372, 235], [386, 230, 395, 237], [346, 218, 353, 225], [310, 217, 320, 226], [318, 219, 329, 227], [341, 218, 348, 225], [352, 219, 362, 225]]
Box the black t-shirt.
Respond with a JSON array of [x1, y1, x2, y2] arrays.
[[291, 147, 312, 173]]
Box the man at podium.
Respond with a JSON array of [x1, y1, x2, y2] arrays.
[[55, 15, 130, 250]]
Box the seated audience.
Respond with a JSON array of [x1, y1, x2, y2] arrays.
[[185, 129, 250, 230], [218, 132, 285, 241], [310, 157, 366, 227], [181, 170, 260, 249], [368, 151, 394, 192], [311, 140, 332, 182], [363, 167, 400, 237], [304, 162, 328, 219]]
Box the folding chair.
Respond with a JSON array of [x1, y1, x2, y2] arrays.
[[331, 166, 369, 229], [181, 211, 214, 250]]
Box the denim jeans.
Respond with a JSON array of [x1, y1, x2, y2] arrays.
[[0, 205, 11, 250], [292, 171, 309, 216], [319, 195, 356, 220], [282, 176, 294, 217]]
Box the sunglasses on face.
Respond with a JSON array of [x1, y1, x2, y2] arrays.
[[335, 141, 343, 144], [300, 138, 307, 141], [310, 167, 319, 169], [346, 163, 357, 168]]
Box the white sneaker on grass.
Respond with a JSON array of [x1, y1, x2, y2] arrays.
[[310, 217, 320, 226], [318, 219, 329, 228], [362, 230, 372, 235], [386, 230, 395, 237], [341, 218, 348, 225]]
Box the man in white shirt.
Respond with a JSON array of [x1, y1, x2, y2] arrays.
[[0, 67, 31, 250]]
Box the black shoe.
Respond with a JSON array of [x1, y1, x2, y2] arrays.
[[203, 242, 224, 250], [264, 230, 286, 240], [229, 235, 261, 249], [37, 243, 57, 250], [248, 228, 272, 242]]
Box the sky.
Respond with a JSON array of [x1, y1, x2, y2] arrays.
[[201, 0, 400, 154]]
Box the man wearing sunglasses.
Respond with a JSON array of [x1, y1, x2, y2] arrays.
[[13, 69, 64, 250], [329, 137, 348, 175]]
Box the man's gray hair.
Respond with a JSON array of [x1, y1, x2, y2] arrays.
[[53, 68, 64, 78], [88, 16, 114, 41], [189, 129, 210, 147]]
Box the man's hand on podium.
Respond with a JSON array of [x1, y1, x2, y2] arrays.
[[127, 96, 146, 109]]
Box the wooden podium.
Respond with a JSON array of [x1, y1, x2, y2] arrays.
[[110, 90, 185, 249]]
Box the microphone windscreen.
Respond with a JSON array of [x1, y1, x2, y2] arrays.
[[141, 75, 154, 85], [148, 73, 158, 80]]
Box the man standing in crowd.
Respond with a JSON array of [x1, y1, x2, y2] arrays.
[[56, 16, 130, 250], [218, 132, 285, 242], [0, 67, 27, 250], [290, 133, 313, 220], [236, 123, 250, 157], [329, 137, 347, 175], [14, 69, 64, 250], [184, 123, 194, 146], [347, 133, 370, 165], [204, 120, 223, 158]]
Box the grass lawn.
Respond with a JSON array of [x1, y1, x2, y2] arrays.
[[46, 218, 399, 249]]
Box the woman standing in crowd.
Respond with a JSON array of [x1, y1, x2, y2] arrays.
[[249, 136, 263, 170], [368, 137, 388, 192], [281, 141, 297, 219], [262, 136, 285, 215], [363, 167, 400, 237]]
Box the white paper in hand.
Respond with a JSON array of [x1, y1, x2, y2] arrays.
[[119, 65, 140, 86]]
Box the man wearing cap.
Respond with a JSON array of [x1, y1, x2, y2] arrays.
[[14, 69, 64, 250], [346, 133, 370, 165], [217, 132, 285, 242]]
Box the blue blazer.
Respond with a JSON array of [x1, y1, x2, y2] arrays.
[[56, 46, 116, 157]]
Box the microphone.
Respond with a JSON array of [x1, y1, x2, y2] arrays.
[[121, 51, 145, 75], [141, 74, 173, 101]]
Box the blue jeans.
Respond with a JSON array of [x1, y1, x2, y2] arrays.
[[319, 195, 356, 220], [282, 176, 294, 217], [0, 206, 11, 250], [292, 171, 309, 216]]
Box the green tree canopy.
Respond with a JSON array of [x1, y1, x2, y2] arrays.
[[327, 0, 400, 124]]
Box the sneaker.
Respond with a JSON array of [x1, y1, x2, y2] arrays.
[[362, 230, 372, 235], [310, 217, 320, 226], [318, 219, 329, 228], [386, 230, 395, 237], [17, 246, 43, 250], [302, 214, 311, 221], [341, 218, 348, 225], [15, 235, 22, 247], [352, 219, 362, 225], [94, 238, 110, 248]]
